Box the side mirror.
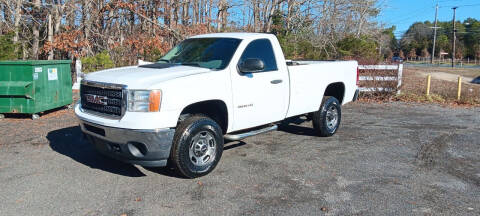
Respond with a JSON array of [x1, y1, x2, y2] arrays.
[[238, 58, 265, 73]]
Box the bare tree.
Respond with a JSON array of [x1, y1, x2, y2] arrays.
[[182, 0, 190, 25], [217, 0, 228, 31], [0, 0, 383, 63], [31, 0, 41, 59]]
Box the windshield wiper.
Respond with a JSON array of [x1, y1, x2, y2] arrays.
[[180, 62, 202, 67], [157, 59, 170, 63]]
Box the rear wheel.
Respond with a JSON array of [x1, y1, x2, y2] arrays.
[[312, 96, 342, 137], [170, 115, 224, 178]]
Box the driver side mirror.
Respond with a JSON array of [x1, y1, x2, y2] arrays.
[[238, 58, 265, 73]]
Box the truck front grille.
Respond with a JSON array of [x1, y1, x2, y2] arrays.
[[80, 81, 125, 118]]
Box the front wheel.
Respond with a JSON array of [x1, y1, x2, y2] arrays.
[[170, 115, 224, 178], [312, 96, 342, 137]]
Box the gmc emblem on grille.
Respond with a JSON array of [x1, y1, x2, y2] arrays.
[[85, 94, 108, 105]]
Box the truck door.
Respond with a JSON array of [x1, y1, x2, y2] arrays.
[[230, 38, 289, 131]]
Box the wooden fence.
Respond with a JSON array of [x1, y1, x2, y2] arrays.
[[358, 64, 403, 94]]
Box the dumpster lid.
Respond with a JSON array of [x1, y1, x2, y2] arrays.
[[0, 60, 71, 65]]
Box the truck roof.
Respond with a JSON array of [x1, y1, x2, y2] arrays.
[[190, 32, 275, 40]]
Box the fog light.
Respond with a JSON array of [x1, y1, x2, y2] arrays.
[[127, 142, 148, 157]]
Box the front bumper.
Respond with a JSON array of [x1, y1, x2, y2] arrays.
[[79, 120, 175, 167]]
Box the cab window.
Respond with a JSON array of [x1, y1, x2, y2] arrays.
[[239, 39, 278, 72]]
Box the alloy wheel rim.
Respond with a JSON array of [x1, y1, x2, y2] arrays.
[[189, 131, 217, 167], [326, 106, 338, 130]]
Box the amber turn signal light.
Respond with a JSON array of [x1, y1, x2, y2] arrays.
[[148, 90, 162, 112]]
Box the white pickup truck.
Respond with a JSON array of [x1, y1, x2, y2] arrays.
[[75, 33, 359, 178]]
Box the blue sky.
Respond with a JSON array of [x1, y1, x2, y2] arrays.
[[377, 0, 480, 38]]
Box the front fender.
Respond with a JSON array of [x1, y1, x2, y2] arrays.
[[153, 70, 233, 130]]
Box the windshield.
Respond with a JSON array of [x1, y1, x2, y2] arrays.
[[159, 38, 242, 70]]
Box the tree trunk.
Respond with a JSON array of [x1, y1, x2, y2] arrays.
[[129, 0, 135, 33], [199, 0, 207, 24], [265, 0, 278, 32], [173, 1, 179, 26], [222, 3, 228, 30], [286, 0, 294, 32], [151, 0, 158, 34], [2, 1, 12, 27], [82, 0, 92, 56], [13, 0, 22, 44], [47, 14, 54, 60], [54, 4, 62, 35], [217, 0, 227, 32], [253, 0, 260, 32], [66, 1, 76, 28], [163, 0, 170, 27], [104, 7, 114, 38], [261, 0, 269, 31], [192, 0, 198, 25], [32, 0, 41, 60], [207, 0, 212, 31], [182, 0, 189, 25]]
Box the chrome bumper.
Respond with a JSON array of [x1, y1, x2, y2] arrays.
[[79, 120, 175, 167]]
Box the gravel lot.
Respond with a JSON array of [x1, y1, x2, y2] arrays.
[[0, 102, 479, 216]]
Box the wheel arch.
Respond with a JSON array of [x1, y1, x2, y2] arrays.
[[179, 100, 229, 134], [323, 82, 345, 104]]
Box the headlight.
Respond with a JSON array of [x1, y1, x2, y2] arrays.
[[127, 90, 162, 112]]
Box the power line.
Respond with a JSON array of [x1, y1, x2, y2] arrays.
[[440, 3, 480, 8], [437, 0, 471, 3], [386, 5, 434, 24]]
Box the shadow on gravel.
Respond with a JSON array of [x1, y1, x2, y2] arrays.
[[278, 116, 318, 137], [224, 141, 247, 150], [278, 124, 318, 137], [144, 140, 248, 178], [142, 166, 186, 178], [47, 126, 146, 177]]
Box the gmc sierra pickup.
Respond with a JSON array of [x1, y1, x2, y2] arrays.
[[75, 33, 359, 178]]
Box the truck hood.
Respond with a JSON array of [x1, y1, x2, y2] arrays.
[[84, 65, 212, 89]]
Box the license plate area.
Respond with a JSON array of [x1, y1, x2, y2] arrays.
[[84, 124, 106, 136]]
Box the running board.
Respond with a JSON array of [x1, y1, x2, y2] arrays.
[[224, 125, 278, 141]]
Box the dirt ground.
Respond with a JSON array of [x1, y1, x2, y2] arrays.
[[0, 102, 479, 216], [398, 66, 480, 105], [405, 65, 480, 84]]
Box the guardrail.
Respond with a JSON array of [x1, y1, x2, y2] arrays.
[[358, 64, 403, 94]]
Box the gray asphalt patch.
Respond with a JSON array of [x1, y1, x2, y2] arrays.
[[0, 102, 479, 215]]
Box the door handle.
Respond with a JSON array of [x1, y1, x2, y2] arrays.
[[271, 79, 283, 84]]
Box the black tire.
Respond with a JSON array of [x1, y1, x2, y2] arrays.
[[312, 96, 342, 137], [170, 115, 224, 178]]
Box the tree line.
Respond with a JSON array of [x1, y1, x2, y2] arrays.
[[0, 0, 390, 68], [398, 18, 480, 61]]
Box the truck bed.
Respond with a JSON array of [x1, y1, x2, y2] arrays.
[[286, 60, 347, 66], [285, 60, 358, 118]]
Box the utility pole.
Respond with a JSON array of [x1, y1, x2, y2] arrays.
[[452, 6, 458, 68], [431, 4, 439, 64]]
